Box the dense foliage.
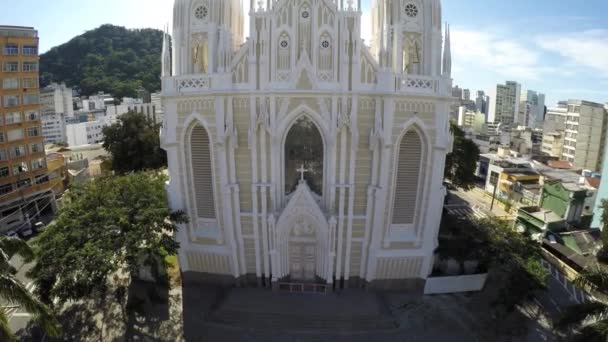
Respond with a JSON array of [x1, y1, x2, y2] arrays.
[[1, 237, 60, 340], [440, 216, 548, 312], [471, 218, 549, 311], [40, 24, 163, 99], [102, 110, 167, 174], [29, 172, 187, 306], [444, 122, 480, 190]]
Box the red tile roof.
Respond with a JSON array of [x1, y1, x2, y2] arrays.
[[586, 177, 601, 189], [547, 160, 573, 169]]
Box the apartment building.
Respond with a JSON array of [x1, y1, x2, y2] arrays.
[[541, 131, 565, 158], [40, 83, 73, 144], [0, 26, 56, 233], [488, 81, 521, 126], [561, 100, 608, 171]]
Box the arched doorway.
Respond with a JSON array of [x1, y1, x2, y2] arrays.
[[284, 116, 324, 195]]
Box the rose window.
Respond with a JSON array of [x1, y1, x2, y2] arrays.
[[405, 4, 418, 18], [321, 40, 330, 49], [280, 40, 289, 49], [195, 6, 208, 20]]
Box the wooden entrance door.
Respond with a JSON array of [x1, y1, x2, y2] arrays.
[[289, 242, 316, 281]]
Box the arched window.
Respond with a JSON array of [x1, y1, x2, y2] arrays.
[[285, 117, 323, 195], [392, 130, 423, 224], [190, 125, 216, 219]]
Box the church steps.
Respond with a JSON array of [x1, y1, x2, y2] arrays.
[[206, 309, 399, 332]]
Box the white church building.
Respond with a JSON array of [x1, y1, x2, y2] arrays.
[[161, 0, 454, 291]]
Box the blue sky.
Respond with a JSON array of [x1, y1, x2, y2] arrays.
[[1, 0, 607, 106]]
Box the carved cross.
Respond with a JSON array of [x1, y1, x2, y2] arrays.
[[297, 164, 309, 183]]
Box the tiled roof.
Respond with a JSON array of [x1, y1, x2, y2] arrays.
[[547, 160, 573, 169], [586, 177, 601, 189]]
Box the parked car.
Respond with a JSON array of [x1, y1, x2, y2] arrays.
[[18, 226, 33, 238], [34, 221, 46, 233], [5, 230, 17, 238]]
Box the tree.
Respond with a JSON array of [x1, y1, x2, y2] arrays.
[[444, 122, 480, 190], [598, 199, 608, 262], [556, 265, 608, 341], [102, 111, 167, 174], [472, 218, 548, 311], [29, 172, 188, 306], [0, 237, 60, 341]]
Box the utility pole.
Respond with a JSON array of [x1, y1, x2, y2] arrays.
[[490, 179, 499, 211]]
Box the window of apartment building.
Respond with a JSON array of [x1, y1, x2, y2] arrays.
[[0, 132, 3, 143], [9, 145, 25, 158], [0, 184, 13, 196], [26, 110, 38, 121], [35, 175, 49, 185], [7, 129, 24, 142], [3, 95, 20, 107], [31, 157, 45, 170], [29, 142, 43, 154], [22, 62, 38, 72], [22, 77, 38, 89], [490, 171, 499, 186], [26, 127, 39, 137], [2, 78, 19, 89], [22, 46, 37, 56], [23, 94, 39, 105], [12, 161, 28, 175], [17, 178, 31, 189], [2, 61, 19, 72], [0, 149, 7, 161], [4, 112, 22, 124], [0, 166, 9, 178], [3, 44, 18, 55]]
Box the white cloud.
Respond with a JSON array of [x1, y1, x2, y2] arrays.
[[450, 28, 546, 81], [536, 30, 608, 78]]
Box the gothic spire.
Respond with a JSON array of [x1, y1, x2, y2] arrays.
[[162, 25, 172, 77], [442, 23, 452, 77]]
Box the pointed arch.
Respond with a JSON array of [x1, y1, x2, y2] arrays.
[[278, 104, 330, 205], [318, 30, 333, 81], [392, 129, 424, 224], [183, 116, 218, 221], [284, 116, 324, 195]]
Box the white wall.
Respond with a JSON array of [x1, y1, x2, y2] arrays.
[[424, 273, 488, 295]]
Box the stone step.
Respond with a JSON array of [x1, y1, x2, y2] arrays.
[[208, 309, 399, 332]]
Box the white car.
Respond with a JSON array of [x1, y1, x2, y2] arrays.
[[34, 222, 46, 232]]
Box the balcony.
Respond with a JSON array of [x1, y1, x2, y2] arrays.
[[398, 75, 438, 95], [163, 75, 211, 96]]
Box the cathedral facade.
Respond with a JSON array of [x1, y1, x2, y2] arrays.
[[161, 0, 453, 290]]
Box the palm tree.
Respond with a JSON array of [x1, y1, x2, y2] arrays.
[[555, 265, 608, 341], [1, 236, 60, 341]]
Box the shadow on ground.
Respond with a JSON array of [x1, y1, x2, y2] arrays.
[[18, 276, 182, 342]]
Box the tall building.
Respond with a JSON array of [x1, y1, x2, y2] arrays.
[[488, 81, 521, 126], [462, 88, 470, 101], [561, 100, 608, 171], [544, 102, 568, 133], [475, 90, 489, 119], [0, 26, 56, 233], [163, 0, 453, 290], [40, 83, 73, 144], [518, 90, 545, 128]]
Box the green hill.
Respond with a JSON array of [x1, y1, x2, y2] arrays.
[[40, 24, 163, 99]]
